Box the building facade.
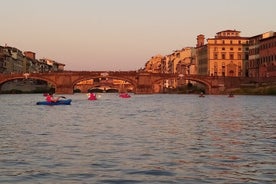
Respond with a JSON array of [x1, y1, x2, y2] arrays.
[[144, 54, 163, 73], [206, 30, 249, 77], [0, 45, 65, 74], [248, 31, 276, 77], [259, 32, 276, 77], [248, 34, 263, 77], [195, 34, 208, 75]]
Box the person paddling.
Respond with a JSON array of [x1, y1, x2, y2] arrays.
[[46, 92, 62, 102], [87, 92, 97, 100]]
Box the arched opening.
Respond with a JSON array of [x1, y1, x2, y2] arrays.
[[0, 77, 55, 94], [73, 76, 135, 93], [153, 77, 211, 94]]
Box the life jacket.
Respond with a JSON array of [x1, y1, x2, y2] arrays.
[[88, 93, 96, 100], [46, 95, 53, 102]]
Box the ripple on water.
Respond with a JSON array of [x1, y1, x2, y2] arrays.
[[0, 94, 275, 183]]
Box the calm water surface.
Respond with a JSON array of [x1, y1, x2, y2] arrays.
[[0, 94, 275, 183]]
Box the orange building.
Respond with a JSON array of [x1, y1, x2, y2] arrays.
[[206, 30, 249, 76], [257, 32, 276, 77]]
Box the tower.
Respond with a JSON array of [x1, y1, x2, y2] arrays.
[[196, 34, 205, 47]]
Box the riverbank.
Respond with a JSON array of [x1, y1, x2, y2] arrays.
[[227, 85, 276, 95]]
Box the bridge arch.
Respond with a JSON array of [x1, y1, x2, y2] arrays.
[[153, 76, 212, 94], [72, 75, 137, 86], [0, 75, 58, 92], [72, 75, 138, 93]]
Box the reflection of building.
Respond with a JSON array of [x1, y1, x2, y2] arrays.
[[205, 30, 249, 76]]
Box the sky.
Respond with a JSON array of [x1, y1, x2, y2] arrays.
[[1, 0, 276, 71]]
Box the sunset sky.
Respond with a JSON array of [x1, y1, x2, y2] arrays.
[[1, 0, 275, 71]]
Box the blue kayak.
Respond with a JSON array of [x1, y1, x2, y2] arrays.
[[36, 99, 72, 105]]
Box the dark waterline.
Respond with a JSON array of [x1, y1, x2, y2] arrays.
[[0, 94, 275, 183]]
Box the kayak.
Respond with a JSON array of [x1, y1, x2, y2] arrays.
[[36, 99, 72, 105], [119, 93, 131, 98]]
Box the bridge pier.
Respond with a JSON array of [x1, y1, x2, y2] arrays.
[[55, 86, 74, 94], [209, 87, 220, 95], [135, 85, 153, 94], [135, 72, 154, 94]]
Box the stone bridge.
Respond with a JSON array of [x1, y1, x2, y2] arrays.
[[0, 71, 275, 94]]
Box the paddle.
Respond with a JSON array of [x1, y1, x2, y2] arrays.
[[59, 96, 66, 99]]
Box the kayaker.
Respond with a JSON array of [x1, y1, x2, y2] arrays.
[[87, 93, 97, 100], [46, 92, 61, 102], [199, 92, 205, 97], [119, 92, 131, 98]]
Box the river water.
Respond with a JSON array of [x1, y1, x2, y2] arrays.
[[0, 93, 275, 183]]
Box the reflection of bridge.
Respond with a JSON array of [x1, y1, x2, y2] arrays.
[[0, 71, 275, 94]]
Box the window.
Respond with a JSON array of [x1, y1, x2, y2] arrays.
[[214, 53, 218, 59], [214, 62, 218, 67], [222, 53, 225, 59], [229, 53, 234, 60], [238, 54, 242, 60]]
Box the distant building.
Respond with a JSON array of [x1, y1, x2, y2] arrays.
[[0, 46, 24, 73], [0, 44, 66, 74], [195, 34, 208, 75], [0, 46, 9, 73], [248, 33, 263, 77], [24, 51, 36, 60], [205, 30, 249, 77], [144, 54, 163, 73], [39, 58, 65, 72], [248, 31, 276, 77]]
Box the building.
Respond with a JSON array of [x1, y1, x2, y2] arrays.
[[144, 54, 163, 73], [39, 58, 65, 72], [0, 44, 66, 74], [0, 46, 25, 73], [248, 33, 263, 77], [195, 34, 208, 75], [206, 30, 249, 77], [248, 31, 276, 77]]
